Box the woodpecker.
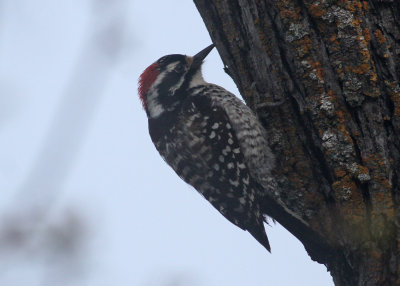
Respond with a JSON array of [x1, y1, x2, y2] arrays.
[[138, 44, 275, 251]]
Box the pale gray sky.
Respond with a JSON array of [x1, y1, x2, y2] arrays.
[[0, 0, 333, 285]]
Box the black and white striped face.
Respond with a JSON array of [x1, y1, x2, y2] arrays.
[[144, 55, 194, 119], [138, 45, 214, 120]]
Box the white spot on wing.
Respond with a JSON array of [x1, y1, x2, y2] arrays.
[[229, 179, 239, 187], [212, 123, 219, 129]]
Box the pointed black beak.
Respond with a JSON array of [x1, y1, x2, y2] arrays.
[[191, 44, 215, 69]]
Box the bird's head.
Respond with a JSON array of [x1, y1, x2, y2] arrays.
[[138, 44, 214, 119]]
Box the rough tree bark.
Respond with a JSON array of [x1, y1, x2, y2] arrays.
[[193, 1, 400, 285]]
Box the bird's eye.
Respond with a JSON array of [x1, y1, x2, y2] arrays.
[[174, 64, 184, 73]]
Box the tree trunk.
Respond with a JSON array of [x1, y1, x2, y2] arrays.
[[193, 0, 400, 285]]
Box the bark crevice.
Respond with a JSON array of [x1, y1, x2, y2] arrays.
[[194, 0, 400, 285]]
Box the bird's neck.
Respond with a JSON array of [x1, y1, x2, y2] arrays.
[[188, 69, 207, 88]]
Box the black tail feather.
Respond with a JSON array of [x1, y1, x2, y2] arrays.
[[248, 223, 271, 252]]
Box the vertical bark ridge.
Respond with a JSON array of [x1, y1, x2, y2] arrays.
[[194, 0, 400, 285]]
